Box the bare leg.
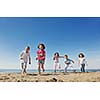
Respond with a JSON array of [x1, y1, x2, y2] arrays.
[[21, 63, 24, 76], [41, 64, 45, 72], [38, 63, 41, 74], [24, 65, 27, 76]]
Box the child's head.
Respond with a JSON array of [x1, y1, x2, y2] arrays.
[[78, 53, 85, 58], [64, 55, 68, 59], [38, 44, 45, 50], [54, 52, 59, 57], [25, 46, 30, 53]]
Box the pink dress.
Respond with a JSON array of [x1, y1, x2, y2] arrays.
[[37, 49, 46, 60]]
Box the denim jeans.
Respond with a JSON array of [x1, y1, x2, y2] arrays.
[[81, 64, 85, 72]]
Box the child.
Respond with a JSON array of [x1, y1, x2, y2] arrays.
[[64, 55, 75, 72], [53, 52, 63, 73], [20, 46, 31, 76], [78, 53, 86, 72], [36, 44, 46, 75]]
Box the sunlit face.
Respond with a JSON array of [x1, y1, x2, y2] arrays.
[[25, 48, 30, 53], [79, 54, 83, 58], [39, 45, 43, 50], [64, 55, 68, 59], [55, 54, 59, 57]]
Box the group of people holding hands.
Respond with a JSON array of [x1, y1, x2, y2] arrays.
[[20, 43, 87, 76]]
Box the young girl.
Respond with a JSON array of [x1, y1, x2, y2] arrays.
[[36, 44, 46, 75], [53, 52, 63, 73], [64, 55, 75, 72], [20, 46, 31, 76], [78, 53, 86, 72]]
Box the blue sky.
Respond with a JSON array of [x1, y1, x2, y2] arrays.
[[0, 17, 100, 69]]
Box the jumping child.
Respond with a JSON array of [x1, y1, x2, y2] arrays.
[[20, 46, 31, 76], [64, 55, 75, 72], [53, 52, 63, 73], [36, 44, 46, 75]]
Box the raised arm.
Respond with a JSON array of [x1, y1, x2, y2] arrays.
[[59, 56, 64, 58]]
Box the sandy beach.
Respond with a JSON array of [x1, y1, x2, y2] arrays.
[[0, 72, 100, 82]]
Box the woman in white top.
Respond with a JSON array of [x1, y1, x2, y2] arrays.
[[78, 53, 86, 72]]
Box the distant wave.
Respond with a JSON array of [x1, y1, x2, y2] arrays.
[[0, 69, 100, 73]]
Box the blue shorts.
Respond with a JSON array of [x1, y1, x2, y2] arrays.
[[38, 60, 45, 64]]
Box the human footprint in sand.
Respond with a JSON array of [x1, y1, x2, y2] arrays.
[[20, 46, 31, 76]]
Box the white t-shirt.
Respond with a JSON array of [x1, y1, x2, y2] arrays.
[[20, 50, 30, 63], [79, 58, 85, 64], [54, 58, 59, 63]]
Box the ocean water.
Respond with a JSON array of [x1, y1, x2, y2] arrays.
[[0, 69, 100, 73]]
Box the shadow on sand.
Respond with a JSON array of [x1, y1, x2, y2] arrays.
[[27, 73, 61, 76]]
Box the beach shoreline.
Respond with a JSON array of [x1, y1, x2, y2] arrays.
[[0, 72, 100, 82]]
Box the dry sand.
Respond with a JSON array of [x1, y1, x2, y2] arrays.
[[0, 72, 100, 82]]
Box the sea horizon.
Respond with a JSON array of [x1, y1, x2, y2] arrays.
[[0, 68, 100, 73]]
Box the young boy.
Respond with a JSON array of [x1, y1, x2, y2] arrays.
[[64, 55, 75, 72], [20, 46, 31, 76]]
